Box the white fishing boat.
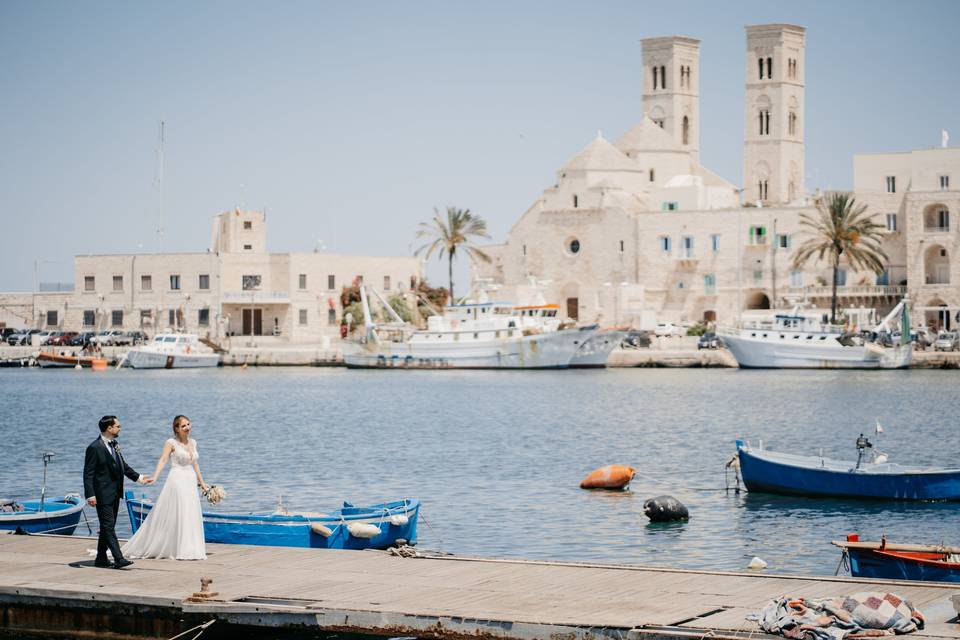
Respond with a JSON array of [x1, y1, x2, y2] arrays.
[[342, 287, 593, 369], [124, 333, 220, 369], [720, 298, 912, 369], [568, 327, 628, 368]]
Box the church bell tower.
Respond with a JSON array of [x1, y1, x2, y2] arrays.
[[641, 36, 701, 161]]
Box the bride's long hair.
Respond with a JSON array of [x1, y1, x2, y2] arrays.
[[172, 415, 190, 441]]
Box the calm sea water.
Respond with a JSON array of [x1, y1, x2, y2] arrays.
[[2, 366, 959, 576]]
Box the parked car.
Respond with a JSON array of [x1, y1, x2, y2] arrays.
[[934, 331, 959, 352], [89, 330, 129, 346], [47, 331, 78, 346], [125, 331, 148, 345], [35, 330, 58, 345], [69, 331, 97, 347], [8, 329, 41, 346], [654, 322, 680, 338], [621, 330, 651, 349], [697, 331, 720, 350], [0, 328, 17, 341]]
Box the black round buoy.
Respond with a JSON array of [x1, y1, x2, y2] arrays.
[[643, 495, 689, 522]]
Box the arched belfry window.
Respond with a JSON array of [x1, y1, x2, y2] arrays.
[[758, 58, 764, 80], [758, 110, 770, 136], [653, 66, 659, 90], [766, 57, 773, 79], [660, 65, 667, 90], [788, 112, 797, 136], [682, 116, 689, 145]]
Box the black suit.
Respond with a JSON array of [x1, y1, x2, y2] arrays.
[[83, 437, 140, 564]]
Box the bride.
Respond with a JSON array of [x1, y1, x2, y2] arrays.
[[122, 415, 209, 560]]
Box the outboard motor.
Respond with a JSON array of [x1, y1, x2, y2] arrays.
[[855, 433, 872, 470]]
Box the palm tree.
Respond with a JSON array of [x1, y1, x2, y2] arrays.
[[792, 192, 888, 323], [415, 207, 491, 301]]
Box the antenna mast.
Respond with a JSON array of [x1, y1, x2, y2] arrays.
[[156, 120, 166, 249]]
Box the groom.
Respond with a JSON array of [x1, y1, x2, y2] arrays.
[[83, 415, 151, 569]]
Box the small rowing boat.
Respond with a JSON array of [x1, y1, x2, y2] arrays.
[[0, 495, 86, 535], [125, 491, 419, 549], [833, 535, 960, 582]]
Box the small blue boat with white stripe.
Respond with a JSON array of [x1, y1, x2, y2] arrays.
[[1, 453, 87, 535], [125, 491, 419, 549]]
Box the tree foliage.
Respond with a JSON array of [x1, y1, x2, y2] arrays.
[[414, 207, 491, 301]]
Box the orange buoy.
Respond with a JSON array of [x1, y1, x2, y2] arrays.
[[580, 464, 635, 490], [90, 359, 108, 371]]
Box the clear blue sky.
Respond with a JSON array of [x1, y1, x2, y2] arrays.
[[1, 1, 957, 292]]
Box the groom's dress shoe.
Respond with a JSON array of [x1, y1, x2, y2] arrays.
[[112, 559, 134, 569], [93, 559, 112, 568]]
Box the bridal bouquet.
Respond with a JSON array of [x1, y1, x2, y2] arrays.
[[203, 485, 227, 505]]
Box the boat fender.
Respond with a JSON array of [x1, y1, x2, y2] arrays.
[[388, 514, 408, 526], [347, 522, 381, 539], [580, 465, 636, 490], [310, 523, 333, 537], [747, 556, 768, 570], [642, 495, 689, 522]]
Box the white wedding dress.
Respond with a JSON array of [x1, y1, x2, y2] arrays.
[[122, 438, 206, 560]]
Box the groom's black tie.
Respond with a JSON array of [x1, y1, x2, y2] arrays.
[[109, 440, 120, 466]]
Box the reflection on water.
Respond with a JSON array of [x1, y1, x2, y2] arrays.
[[2, 366, 958, 576]]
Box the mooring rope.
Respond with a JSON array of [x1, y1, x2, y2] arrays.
[[166, 619, 216, 640]]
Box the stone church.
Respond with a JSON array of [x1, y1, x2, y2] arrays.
[[474, 24, 954, 329]]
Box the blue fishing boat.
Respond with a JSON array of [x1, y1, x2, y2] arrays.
[[833, 536, 960, 582], [1, 452, 88, 535], [735, 437, 960, 500], [125, 492, 419, 549], [0, 495, 86, 535]]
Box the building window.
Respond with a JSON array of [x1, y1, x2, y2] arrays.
[[83, 310, 95, 327], [298, 274, 307, 290], [885, 176, 896, 193], [653, 119, 664, 129], [758, 58, 764, 80], [522, 244, 527, 256], [328, 308, 337, 325], [84, 276, 95, 292], [243, 221, 252, 230], [776, 234, 791, 249], [711, 234, 721, 252], [198, 308, 210, 326], [659, 236, 672, 254], [749, 226, 767, 245], [168, 309, 176, 326], [788, 112, 797, 136], [199, 274, 210, 290], [682, 116, 689, 145], [789, 270, 803, 288], [299, 309, 308, 325], [112, 275, 123, 292], [572, 194, 578, 208], [758, 110, 770, 136], [383, 276, 391, 290], [568, 239, 581, 254], [46, 310, 58, 326], [876, 270, 890, 286], [662, 202, 679, 211], [141, 275, 152, 291], [940, 175, 950, 190], [328, 275, 336, 290], [619, 240, 624, 253], [938, 208, 950, 230], [837, 268, 847, 286], [242, 275, 262, 290], [111, 310, 123, 327], [766, 57, 772, 79], [704, 274, 716, 295], [758, 180, 769, 201], [660, 65, 666, 90], [753, 269, 764, 283], [681, 236, 694, 258], [243, 244, 253, 251], [170, 274, 180, 290], [886, 213, 898, 231], [652, 65, 658, 90], [140, 309, 151, 324], [649, 168, 655, 182]]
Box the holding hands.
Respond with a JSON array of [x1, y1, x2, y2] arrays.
[[138, 476, 155, 485]]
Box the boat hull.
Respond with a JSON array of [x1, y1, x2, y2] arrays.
[[37, 352, 108, 368], [125, 350, 220, 369], [723, 335, 911, 369], [125, 492, 418, 549], [847, 548, 960, 582], [343, 328, 582, 369], [0, 496, 85, 535], [736, 444, 960, 500], [569, 329, 627, 368]]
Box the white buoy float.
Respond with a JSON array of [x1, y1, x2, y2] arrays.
[[747, 556, 768, 570]]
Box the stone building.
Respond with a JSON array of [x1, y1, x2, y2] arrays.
[[474, 24, 954, 329], [3, 209, 421, 343]]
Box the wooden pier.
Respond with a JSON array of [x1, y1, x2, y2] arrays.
[[1, 533, 958, 640]]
